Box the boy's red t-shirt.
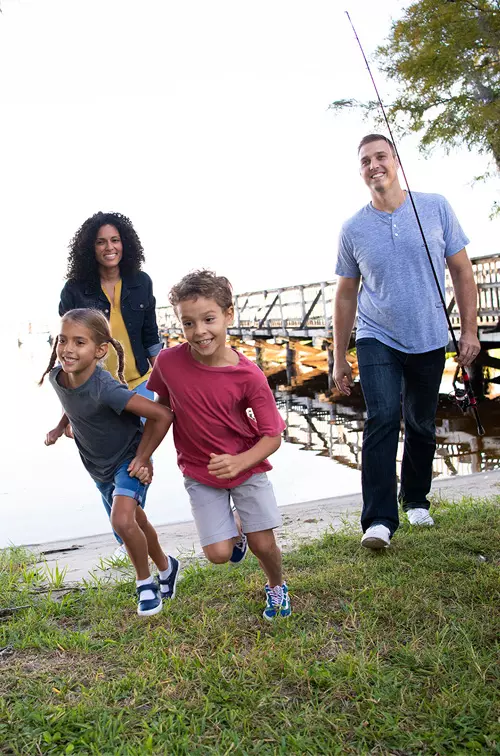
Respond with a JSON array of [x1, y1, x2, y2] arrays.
[[147, 342, 286, 489]]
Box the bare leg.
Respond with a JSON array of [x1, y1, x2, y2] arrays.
[[201, 509, 243, 564], [247, 530, 282, 586], [110, 496, 150, 580], [135, 506, 169, 572], [202, 539, 235, 564], [233, 507, 243, 537]]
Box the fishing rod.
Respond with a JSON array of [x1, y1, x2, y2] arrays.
[[345, 10, 485, 436]]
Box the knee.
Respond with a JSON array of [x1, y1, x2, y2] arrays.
[[366, 407, 401, 432], [110, 510, 135, 538], [203, 542, 233, 564], [405, 414, 435, 437], [247, 533, 279, 561]]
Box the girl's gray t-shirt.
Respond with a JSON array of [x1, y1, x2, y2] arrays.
[[49, 365, 143, 483], [336, 192, 470, 354]]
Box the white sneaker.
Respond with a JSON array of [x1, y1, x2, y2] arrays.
[[361, 524, 391, 549], [113, 544, 129, 560], [407, 508, 434, 527]]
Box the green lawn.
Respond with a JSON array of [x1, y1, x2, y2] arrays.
[[0, 498, 499, 755]]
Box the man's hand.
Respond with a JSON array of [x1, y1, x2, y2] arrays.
[[128, 457, 153, 484], [64, 424, 74, 439], [45, 426, 65, 446], [208, 453, 245, 480], [456, 332, 481, 368], [333, 356, 353, 396]]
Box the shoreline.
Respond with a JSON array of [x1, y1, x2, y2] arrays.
[[19, 470, 500, 583]]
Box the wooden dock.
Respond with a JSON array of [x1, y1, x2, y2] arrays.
[[157, 253, 500, 393]]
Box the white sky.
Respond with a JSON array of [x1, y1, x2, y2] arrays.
[[1, 0, 499, 335]]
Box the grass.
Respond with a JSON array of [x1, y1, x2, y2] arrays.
[[0, 498, 499, 755]]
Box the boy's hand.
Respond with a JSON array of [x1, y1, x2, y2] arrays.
[[45, 426, 65, 446], [136, 466, 152, 484], [208, 453, 245, 480], [128, 457, 153, 484]]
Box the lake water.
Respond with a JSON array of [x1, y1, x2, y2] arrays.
[[2, 335, 498, 548]]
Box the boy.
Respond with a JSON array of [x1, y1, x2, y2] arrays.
[[146, 270, 290, 619]]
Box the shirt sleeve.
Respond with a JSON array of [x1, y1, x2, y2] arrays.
[[98, 372, 136, 414], [246, 375, 286, 436], [146, 355, 171, 403], [335, 227, 361, 278], [59, 282, 76, 316], [440, 197, 470, 258], [140, 273, 162, 355]]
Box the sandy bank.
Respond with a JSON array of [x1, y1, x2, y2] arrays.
[[21, 470, 500, 583]]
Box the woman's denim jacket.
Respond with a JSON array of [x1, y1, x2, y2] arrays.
[[59, 271, 163, 378]]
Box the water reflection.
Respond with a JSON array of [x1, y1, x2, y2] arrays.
[[276, 387, 500, 480], [3, 333, 498, 548]]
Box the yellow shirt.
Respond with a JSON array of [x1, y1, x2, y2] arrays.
[[102, 279, 152, 390]]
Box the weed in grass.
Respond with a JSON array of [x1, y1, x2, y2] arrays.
[[19, 563, 44, 587], [41, 561, 69, 589]]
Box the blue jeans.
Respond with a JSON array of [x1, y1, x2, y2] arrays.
[[100, 377, 153, 544], [356, 338, 445, 537]]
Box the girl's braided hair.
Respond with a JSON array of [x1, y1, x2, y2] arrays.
[[39, 309, 126, 385]]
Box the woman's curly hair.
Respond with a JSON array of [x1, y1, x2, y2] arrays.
[[66, 211, 145, 282]]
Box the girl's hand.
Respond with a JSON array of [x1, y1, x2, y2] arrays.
[[207, 453, 244, 480], [45, 427, 65, 446], [128, 457, 153, 484]]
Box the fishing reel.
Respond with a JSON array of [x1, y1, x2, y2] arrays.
[[451, 369, 471, 411], [450, 367, 485, 435]]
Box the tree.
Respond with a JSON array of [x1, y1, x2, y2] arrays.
[[378, 0, 500, 170], [332, 1, 500, 175]]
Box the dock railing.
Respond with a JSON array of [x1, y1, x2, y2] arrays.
[[158, 253, 500, 340]]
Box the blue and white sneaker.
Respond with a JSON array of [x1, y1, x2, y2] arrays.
[[263, 582, 291, 620], [229, 534, 248, 565], [136, 581, 163, 617], [157, 555, 181, 600]]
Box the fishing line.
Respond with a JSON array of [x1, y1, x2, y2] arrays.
[[345, 10, 484, 436]]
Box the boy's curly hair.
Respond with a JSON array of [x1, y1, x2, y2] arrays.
[[66, 211, 145, 282], [169, 270, 233, 311]]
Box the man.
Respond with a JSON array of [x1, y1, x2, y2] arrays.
[[334, 134, 480, 549]]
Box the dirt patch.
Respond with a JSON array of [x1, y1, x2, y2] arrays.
[[0, 649, 123, 695]]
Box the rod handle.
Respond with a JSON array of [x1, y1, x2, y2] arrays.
[[471, 406, 485, 437]]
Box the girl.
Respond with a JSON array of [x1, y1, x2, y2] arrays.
[[58, 212, 163, 550], [41, 308, 179, 617]]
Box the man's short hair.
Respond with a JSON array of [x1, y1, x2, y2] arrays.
[[358, 134, 396, 156]]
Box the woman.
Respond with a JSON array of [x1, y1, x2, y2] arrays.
[[59, 211, 163, 549]]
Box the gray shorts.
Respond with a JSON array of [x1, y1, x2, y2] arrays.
[[183, 473, 282, 547]]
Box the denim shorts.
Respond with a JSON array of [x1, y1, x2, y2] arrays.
[[94, 460, 148, 508]]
